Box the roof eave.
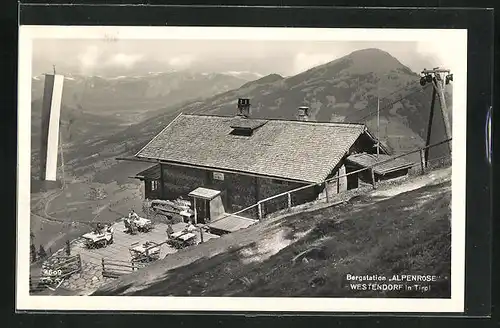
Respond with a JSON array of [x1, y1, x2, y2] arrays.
[[362, 127, 391, 155], [129, 175, 146, 180], [377, 163, 414, 175], [120, 155, 317, 185]]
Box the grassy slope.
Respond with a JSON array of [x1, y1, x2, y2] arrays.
[[94, 167, 451, 298]]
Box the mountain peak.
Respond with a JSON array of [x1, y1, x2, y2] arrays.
[[346, 48, 401, 63], [347, 47, 392, 56], [341, 48, 411, 75], [290, 48, 415, 82]]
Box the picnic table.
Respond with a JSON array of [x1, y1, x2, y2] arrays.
[[168, 230, 197, 249], [124, 216, 153, 234], [82, 226, 114, 249], [172, 231, 196, 240], [129, 241, 161, 263]]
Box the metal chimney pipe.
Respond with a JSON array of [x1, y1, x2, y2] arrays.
[[298, 106, 310, 121], [237, 98, 251, 118]]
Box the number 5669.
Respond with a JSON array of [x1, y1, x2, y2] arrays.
[[42, 269, 62, 276]]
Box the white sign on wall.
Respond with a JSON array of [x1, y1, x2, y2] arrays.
[[213, 172, 225, 181]]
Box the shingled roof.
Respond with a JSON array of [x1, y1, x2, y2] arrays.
[[135, 114, 368, 183], [346, 153, 414, 175]]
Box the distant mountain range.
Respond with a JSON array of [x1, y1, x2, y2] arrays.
[[31, 70, 259, 115]]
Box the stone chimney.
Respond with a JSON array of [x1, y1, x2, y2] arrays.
[[297, 106, 310, 121], [237, 98, 251, 118]]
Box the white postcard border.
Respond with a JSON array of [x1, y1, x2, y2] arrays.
[[17, 26, 467, 313]]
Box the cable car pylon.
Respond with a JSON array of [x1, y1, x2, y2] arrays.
[[419, 67, 453, 165]]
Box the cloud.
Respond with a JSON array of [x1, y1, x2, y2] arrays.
[[33, 38, 458, 78], [293, 53, 337, 74], [415, 41, 450, 70], [77, 45, 102, 73], [106, 53, 144, 68], [166, 55, 196, 69]]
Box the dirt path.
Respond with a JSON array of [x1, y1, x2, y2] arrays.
[[44, 229, 71, 251], [371, 167, 451, 199], [42, 180, 71, 220], [31, 180, 93, 252], [31, 187, 67, 224]]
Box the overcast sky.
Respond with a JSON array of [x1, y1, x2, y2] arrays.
[[32, 39, 453, 77]]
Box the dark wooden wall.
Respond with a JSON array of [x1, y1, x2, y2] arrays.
[[144, 180, 160, 200], [349, 132, 387, 155], [153, 164, 314, 218], [377, 168, 409, 181]]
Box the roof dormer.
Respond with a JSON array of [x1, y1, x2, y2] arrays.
[[229, 118, 268, 136]]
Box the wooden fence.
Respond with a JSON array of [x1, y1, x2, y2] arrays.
[[218, 138, 452, 221], [102, 258, 147, 278], [101, 239, 171, 278]]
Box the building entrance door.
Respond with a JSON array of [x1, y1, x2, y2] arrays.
[[194, 199, 210, 224], [188, 187, 223, 224], [206, 175, 228, 214]]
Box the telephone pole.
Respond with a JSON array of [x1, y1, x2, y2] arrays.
[[376, 75, 384, 158], [424, 86, 437, 166], [377, 95, 380, 158], [420, 68, 453, 161]]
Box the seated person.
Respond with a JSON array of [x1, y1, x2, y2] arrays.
[[166, 224, 174, 238], [128, 209, 139, 220], [186, 222, 197, 232]]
